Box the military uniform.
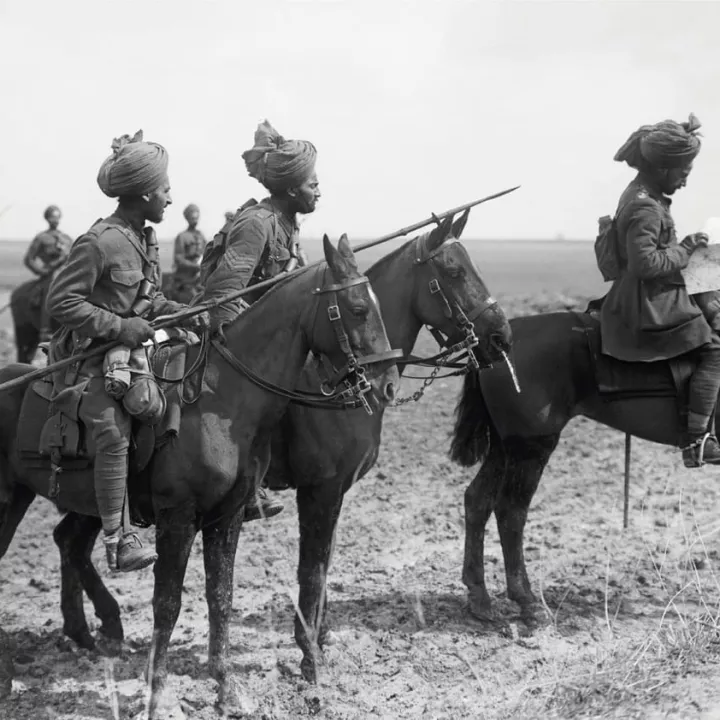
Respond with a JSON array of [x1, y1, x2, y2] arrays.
[[171, 227, 206, 301], [199, 198, 301, 327], [47, 212, 187, 544], [600, 175, 714, 362]]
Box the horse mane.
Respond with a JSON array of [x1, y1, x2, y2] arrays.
[[366, 236, 417, 275]]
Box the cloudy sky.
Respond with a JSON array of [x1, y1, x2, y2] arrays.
[[1, 0, 719, 243]]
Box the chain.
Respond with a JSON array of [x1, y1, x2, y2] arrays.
[[391, 356, 452, 407]]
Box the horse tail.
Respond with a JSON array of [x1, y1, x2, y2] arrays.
[[449, 369, 493, 467]]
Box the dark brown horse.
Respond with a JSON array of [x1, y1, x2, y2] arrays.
[[0, 235, 400, 716], [9, 277, 58, 363], [267, 211, 512, 681], [449, 309, 696, 625]]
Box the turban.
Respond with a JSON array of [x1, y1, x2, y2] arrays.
[[242, 120, 317, 192], [97, 130, 169, 198], [43, 205, 60, 221], [183, 203, 199, 220], [614, 113, 702, 170]]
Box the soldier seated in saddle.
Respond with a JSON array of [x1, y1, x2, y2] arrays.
[[24, 205, 73, 342], [199, 119, 319, 521], [599, 113, 720, 468], [46, 131, 208, 573], [171, 203, 207, 301]]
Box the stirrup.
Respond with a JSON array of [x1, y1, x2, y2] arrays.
[[682, 433, 711, 467]]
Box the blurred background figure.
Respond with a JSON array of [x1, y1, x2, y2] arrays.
[[23, 204, 72, 341], [171, 203, 207, 302], [224, 210, 235, 224]]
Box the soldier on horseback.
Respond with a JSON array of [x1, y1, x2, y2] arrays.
[[45, 131, 208, 573], [198, 119, 319, 521], [599, 114, 720, 468], [171, 203, 207, 302], [24, 205, 72, 342]]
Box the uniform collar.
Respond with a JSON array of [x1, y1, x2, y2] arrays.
[[635, 172, 672, 206]]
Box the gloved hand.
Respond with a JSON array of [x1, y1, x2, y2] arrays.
[[681, 233, 709, 254], [117, 317, 155, 348]]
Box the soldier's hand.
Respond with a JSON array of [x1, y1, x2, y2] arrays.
[[117, 317, 155, 348], [681, 233, 709, 254], [184, 311, 210, 333]]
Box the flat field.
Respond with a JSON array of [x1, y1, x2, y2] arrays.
[[1, 240, 719, 720]]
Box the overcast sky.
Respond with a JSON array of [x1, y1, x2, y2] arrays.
[[1, 0, 719, 243]]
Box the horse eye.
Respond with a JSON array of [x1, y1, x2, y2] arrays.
[[351, 305, 369, 318]]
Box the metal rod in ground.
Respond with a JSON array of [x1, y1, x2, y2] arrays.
[[623, 433, 632, 529]]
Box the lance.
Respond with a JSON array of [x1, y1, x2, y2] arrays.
[[0, 185, 520, 394]]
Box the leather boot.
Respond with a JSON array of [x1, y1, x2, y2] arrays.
[[682, 433, 720, 468], [104, 529, 157, 572], [244, 487, 284, 522]]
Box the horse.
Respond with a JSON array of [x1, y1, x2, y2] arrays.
[[262, 210, 513, 681], [9, 276, 58, 363], [0, 234, 401, 717], [448, 306, 710, 626]]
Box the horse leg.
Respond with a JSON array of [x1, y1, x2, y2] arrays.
[[295, 482, 344, 683], [0, 484, 35, 558], [202, 509, 247, 712], [147, 505, 197, 719], [462, 435, 507, 621], [0, 485, 35, 698], [495, 434, 559, 624], [53, 513, 123, 653]]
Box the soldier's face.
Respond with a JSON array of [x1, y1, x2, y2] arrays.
[[289, 171, 321, 215], [46, 210, 61, 230], [663, 163, 693, 195], [145, 179, 172, 223], [185, 209, 199, 227]]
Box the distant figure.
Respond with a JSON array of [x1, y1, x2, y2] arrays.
[[24, 205, 73, 341], [171, 203, 207, 303], [224, 210, 235, 224]]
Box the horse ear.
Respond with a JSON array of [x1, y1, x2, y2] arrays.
[[452, 208, 471, 239], [427, 214, 454, 252], [324, 234, 350, 280], [336, 233, 359, 272]]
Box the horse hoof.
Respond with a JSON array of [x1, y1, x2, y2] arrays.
[[300, 656, 323, 684], [217, 676, 257, 717], [64, 628, 95, 651], [466, 597, 495, 623], [520, 604, 551, 630], [96, 634, 123, 658]]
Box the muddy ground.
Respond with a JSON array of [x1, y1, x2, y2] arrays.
[[1, 292, 720, 720]]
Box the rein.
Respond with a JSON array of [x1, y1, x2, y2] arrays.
[[206, 268, 403, 415]]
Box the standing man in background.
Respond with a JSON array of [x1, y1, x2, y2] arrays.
[[171, 203, 207, 302]]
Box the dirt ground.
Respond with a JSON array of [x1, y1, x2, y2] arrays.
[[1, 293, 720, 720]]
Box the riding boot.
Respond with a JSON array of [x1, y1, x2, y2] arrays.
[[96, 451, 157, 571], [682, 342, 720, 468], [244, 486, 284, 522]]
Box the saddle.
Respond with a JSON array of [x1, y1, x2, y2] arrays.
[[575, 309, 696, 402], [15, 335, 207, 519]]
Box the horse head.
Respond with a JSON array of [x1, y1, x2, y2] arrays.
[[313, 234, 401, 408], [411, 209, 512, 365]]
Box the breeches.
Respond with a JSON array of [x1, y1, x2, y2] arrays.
[[78, 378, 132, 533]]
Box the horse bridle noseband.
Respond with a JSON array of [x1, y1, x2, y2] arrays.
[[409, 234, 499, 371]]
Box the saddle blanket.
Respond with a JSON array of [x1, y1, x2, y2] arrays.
[[575, 312, 695, 401]]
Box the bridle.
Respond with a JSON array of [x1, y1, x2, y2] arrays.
[[405, 233, 499, 373], [209, 266, 403, 415]]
